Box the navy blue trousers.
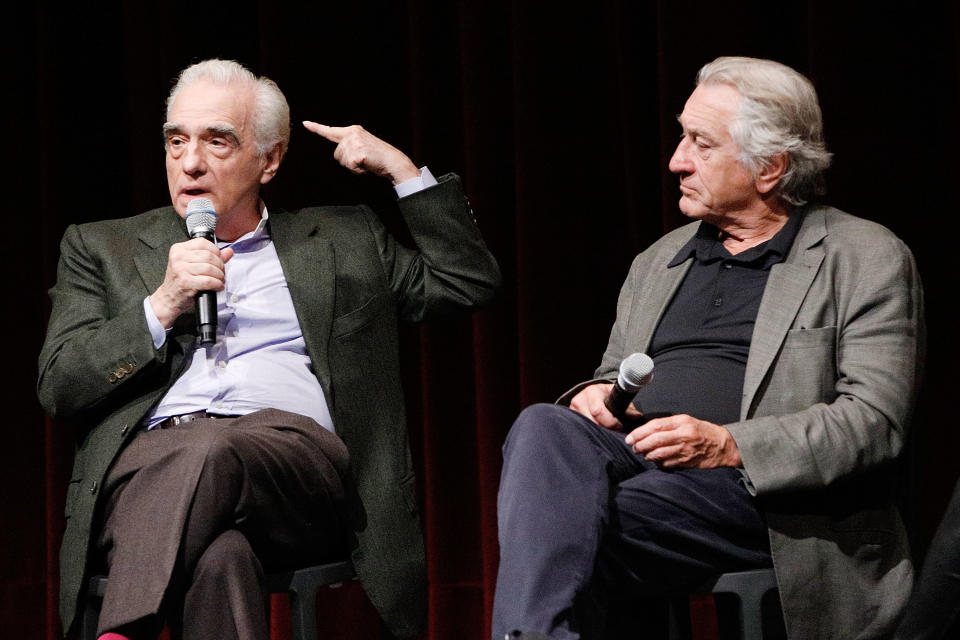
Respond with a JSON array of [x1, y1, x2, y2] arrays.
[[492, 404, 771, 640]]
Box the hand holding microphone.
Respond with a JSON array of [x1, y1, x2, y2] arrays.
[[604, 353, 654, 419], [148, 198, 230, 338], [569, 353, 654, 428], [185, 198, 219, 345]]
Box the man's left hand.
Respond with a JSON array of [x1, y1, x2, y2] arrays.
[[625, 414, 741, 468], [302, 121, 421, 185]]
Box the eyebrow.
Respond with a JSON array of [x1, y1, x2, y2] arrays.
[[162, 122, 242, 146], [674, 115, 719, 144]]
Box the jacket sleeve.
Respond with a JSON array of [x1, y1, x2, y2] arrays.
[[37, 224, 168, 420], [726, 233, 925, 495], [368, 173, 501, 322]]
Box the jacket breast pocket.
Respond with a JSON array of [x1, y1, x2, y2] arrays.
[[332, 292, 392, 339], [782, 326, 837, 350], [767, 326, 839, 410]]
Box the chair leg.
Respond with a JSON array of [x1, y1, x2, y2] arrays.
[[666, 596, 687, 640], [82, 596, 100, 640], [734, 581, 768, 640], [288, 587, 318, 640]]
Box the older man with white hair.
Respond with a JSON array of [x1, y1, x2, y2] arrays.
[[492, 56, 924, 640], [38, 59, 500, 640]]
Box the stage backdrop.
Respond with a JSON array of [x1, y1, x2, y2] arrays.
[[3, 1, 957, 639]]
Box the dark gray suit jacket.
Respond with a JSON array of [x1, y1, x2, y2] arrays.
[[37, 174, 500, 638], [586, 205, 924, 639]]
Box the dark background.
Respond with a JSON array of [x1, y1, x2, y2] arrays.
[[3, 1, 957, 638]]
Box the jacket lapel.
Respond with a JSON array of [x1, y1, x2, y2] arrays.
[[741, 208, 827, 418], [638, 259, 692, 352], [134, 208, 189, 295], [268, 209, 337, 403]]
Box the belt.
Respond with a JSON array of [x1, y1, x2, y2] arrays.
[[156, 410, 241, 429]]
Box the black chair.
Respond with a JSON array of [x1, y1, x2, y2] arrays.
[[82, 560, 356, 640], [667, 568, 780, 640]]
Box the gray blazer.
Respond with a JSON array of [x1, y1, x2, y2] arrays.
[[37, 174, 501, 638], [589, 205, 924, 639]]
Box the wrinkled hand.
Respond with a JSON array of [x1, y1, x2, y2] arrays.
[[302, 122, 420, 185], [148, 238, 233, 328], [625, 414, 741, 468], [569, 383, 643, 430]]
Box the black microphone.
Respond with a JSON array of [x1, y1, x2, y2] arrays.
[[185, 198, 218, 345], [604, 352, 655, 419]]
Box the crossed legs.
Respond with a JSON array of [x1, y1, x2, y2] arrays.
[[492, 404, 771, 640], [93, 409, 352, 640]]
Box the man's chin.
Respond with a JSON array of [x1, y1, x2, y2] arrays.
[[678, 198, 706, 220]]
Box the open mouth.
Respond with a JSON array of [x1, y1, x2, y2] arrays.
[[184, 188, 207, 196]]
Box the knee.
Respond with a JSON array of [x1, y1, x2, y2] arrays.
[[505, 403, 592, 456], [193, 530, 260, 583], [507, 403, 563, 444]]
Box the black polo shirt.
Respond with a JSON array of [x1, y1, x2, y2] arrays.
[[631, 211, 803, 425]]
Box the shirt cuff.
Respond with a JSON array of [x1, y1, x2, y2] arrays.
[[143, 297, 169, 349], [393, 166, 437, 199]]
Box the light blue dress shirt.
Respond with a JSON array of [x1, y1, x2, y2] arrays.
[[142, 168, 437, 432]]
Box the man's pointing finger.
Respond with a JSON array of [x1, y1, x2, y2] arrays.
[[302, 121, 343, 142]]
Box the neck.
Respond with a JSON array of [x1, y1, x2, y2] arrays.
[[714, 200, 792, 255], [214, 201, 263, 242]]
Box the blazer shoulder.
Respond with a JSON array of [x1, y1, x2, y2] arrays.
[[810, 205, 912, 255], [66, 206, 178, 242], [270, 204, 373, 233]]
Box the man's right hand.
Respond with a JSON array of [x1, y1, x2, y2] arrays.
[[569, 383, 642, 430], [148, 238, 234, 328]]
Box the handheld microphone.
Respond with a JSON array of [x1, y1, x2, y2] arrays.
[[185, 198, 218, 345], [604, 352, 655, 419]]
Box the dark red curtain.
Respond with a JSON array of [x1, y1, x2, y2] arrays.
[[4, 1, 958, 639]]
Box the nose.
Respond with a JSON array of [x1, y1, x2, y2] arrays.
[[668, 136, 693, 175], [181, 140, 207, 176]]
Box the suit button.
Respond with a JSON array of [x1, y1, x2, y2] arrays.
[[108, 373, 117, 383], [89, 481, 98, 495]]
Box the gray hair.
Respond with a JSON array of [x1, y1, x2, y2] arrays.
[[697, 56, 832, 206], [166, 59, 290, 157]]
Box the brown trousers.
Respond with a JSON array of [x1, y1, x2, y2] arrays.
[[93, 409, 353, 640]]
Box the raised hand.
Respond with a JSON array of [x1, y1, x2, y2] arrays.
[[302, 121, 420, 185]]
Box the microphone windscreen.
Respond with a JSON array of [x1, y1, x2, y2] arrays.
[[186, 198, 217, 236], [617, 353, 654, 392]]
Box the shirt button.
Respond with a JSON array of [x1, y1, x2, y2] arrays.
[[215, 401, 224, 408], [231, 294, 240, 304], [218, 361, 227, 369]]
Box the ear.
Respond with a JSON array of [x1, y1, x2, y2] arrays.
[[260, 143, 285, 185], [755, 152, 788, 195]]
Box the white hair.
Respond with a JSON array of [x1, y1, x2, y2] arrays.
[[697, 56, 833, 206], [166, 59, 290, 157]]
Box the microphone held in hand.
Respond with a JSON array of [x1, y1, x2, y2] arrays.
[[185, 198, 218, 345], [604, 353, 654, 419]]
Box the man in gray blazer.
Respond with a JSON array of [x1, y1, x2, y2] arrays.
[[493, 57, 923, 640], [38, 59, 499, 640]]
